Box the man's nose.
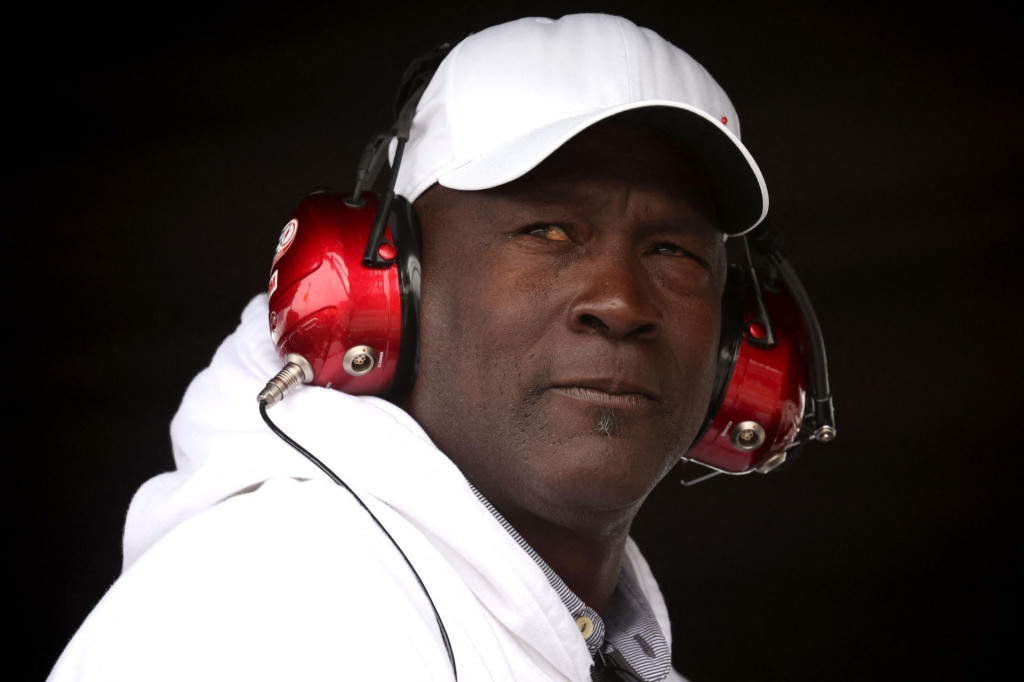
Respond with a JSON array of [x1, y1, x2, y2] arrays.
[[567, 247, 662, 341]]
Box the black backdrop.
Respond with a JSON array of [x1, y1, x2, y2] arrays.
[[19, 1, 1019, 680]]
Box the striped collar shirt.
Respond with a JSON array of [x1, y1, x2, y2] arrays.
[[472, 487, 673, 681]]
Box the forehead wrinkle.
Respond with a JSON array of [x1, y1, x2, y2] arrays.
[[471, 174, 607, 226], [509, 153, 718, 232], [625, 181, 718, 237]]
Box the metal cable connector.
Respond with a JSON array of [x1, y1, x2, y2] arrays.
[[257, 353, 314, 406]]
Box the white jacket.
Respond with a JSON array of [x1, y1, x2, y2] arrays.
[[48, 295, 687, 681]]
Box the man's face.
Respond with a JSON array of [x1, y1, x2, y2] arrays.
[[405, 120, 727, 531]]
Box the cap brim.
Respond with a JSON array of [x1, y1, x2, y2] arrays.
[[435, 101, 768, 236]]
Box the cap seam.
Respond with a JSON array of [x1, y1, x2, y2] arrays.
[[613, 16, 639, 101]]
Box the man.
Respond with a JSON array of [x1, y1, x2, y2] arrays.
[[48, 13, 768, 681]]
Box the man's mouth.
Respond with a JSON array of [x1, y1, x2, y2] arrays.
[[548, 380, 658, 408]]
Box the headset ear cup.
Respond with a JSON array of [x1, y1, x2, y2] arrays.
[[268, 192, 414, 396], [687, 259, 812, 473], [693, 265, 746, 446], [387, 196, 423, 397]]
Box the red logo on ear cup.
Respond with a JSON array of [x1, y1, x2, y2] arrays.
[[272, 218, 298, 267]]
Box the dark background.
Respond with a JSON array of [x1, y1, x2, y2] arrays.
[[18, 1, 1019, 680]]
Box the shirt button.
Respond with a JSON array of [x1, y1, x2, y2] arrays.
[[576, 615, 595, 640]]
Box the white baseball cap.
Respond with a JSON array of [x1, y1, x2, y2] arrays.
[[393, 13, 769, 236]]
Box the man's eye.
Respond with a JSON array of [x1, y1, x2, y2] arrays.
[[654, 243, 682, 255], [527, 225, 571, 242], [653, 243, 711, 269]]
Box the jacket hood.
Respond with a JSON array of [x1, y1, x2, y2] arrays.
[[123, 294, 673, 680]]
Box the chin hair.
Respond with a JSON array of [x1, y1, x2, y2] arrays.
[[594, 408, 622, 438]]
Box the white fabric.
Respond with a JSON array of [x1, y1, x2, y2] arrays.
[[393, 13, 768, 235], [48, 294, 688, 681]]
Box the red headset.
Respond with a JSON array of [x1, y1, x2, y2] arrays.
[[262, 45, 836, 477]]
